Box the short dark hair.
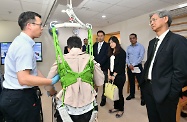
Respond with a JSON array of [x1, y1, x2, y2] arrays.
[[130, 33, 137, 38], [108, 36, 121, 56], [97, 30, 105, 36], [67, 36, 82, 49], [18, 11, 41, 30]]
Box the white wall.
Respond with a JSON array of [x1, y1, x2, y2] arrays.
[[0, 21, 20, 72], [102, 14, 155, 61], [101, 2, 187, 61], [1, 4, 186, 75], [0, 18, 156, 75], [0, 21, 21, 42], [92, 27, 101, 34], [0, 21, 89, 76], [102, 14, 187, 62]]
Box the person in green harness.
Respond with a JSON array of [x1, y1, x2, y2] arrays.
[[46, 36, 104, 122]]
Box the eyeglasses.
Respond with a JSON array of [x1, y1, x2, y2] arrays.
[[149, 18, 159, 24], [149, 16, 166, 24], [32, 23, 42, 27]]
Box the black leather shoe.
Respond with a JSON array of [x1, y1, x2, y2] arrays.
[[141, 99, 145, 106], [100, 100, 106, 106], [181, 111, 187, 117], [126, 95, 135, 100], [116, 111, 124, 118]]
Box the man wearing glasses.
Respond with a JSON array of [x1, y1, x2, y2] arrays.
[[0, 11, 60, 122], [141, 10, 187, 122]]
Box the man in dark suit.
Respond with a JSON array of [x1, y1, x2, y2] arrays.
[[140, 10, 187, 122], [82, 38, 89, 53], [93, 30, 109, 106]]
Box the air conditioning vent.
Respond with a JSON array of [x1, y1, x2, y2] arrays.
[[57, 0, 84, 7]]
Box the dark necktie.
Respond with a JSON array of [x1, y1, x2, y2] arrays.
[[145, 38, 159, 80]]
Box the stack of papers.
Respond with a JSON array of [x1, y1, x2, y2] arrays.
[[131, 67, 141, 73]]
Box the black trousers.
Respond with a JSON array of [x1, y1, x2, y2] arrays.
[[0, 88, 40, 122], [0, 82, 4, 122], [127, 64, 144, 99], [142, 81, 179, 122], [0, 101, 4, 122], [101, 71, 108, 100], [113, 75, 126, 111]]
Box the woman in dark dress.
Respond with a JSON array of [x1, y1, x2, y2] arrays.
[[107, 36, 126, 118]]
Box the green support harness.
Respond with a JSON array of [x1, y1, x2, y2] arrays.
[[52, 27, 94, 106]]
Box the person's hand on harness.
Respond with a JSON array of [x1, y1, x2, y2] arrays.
[[46, 74, 60, 97], [46, 86, 57, 97]]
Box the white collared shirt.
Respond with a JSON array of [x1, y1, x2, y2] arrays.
[[97, 41, 104, 54], [110, 55, 115, 72], [148, 29, 169, 80]]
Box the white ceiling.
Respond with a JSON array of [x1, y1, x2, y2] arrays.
[[0, 0, 54, 23], [0, 0, 187, 28]]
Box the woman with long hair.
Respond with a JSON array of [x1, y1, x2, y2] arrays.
[[107, 36, 126, 118]]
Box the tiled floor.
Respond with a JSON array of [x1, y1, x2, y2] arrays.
[[40, 82, 187, 122]]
